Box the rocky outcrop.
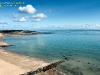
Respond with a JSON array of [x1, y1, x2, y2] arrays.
[[0, 30, 52, 35]]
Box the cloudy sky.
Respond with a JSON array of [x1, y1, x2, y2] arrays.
[[0, 0, 100, 30]]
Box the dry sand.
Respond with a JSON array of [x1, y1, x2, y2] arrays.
[[0, 58, 26, 75], [0, 33, 54, 75]]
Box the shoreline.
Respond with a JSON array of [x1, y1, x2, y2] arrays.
[[0, 33, 63, 75], [0, 48, 50, 69], [0, 33, 26, 75]]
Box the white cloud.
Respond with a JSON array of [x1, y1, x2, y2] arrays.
[[32, 13, 47, 19], [31, 13, 47, 22], [18, 5, 36, 14], [95, 24, 100, 26], [12, 14, 18, 18], [32, 19, 41, 22], [0, 21, 9, 24], [14, 17, 26, 22], [18, 17, 26, 22]]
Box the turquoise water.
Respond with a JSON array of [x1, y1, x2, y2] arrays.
[[3, 30, 100, 75]]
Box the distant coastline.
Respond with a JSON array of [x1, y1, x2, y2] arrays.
[[0, 30, 52, 36]]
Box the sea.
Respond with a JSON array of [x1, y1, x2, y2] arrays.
[[3, 30, 100, 75]]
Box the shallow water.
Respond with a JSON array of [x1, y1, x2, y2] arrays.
[[3, 30, 100, 75]]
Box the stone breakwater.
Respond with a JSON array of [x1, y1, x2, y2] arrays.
[[20, 60, 66, 75]]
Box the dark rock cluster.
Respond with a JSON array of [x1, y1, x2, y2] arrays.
[[59, 52, 100, 75]]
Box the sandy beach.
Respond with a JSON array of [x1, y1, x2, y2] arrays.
[[0, 47, 50, 75], [0, 33, 62, 75], [0, 57, 26, 75], [0, 33, 26, 75]]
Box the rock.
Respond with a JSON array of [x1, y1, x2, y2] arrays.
[[62, 55, 66, 57], [77, 61, 80, 62], [88, 62, 90, 64], [64, 57, 70, 61], [68, 55, 72, 56], [75, 54, 77, 55], [89, 68, 92, 70]]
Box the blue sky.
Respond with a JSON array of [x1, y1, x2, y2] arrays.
[[0, 0, 100, 30]]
